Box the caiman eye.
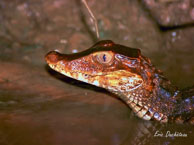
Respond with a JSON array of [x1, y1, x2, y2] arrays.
[[96, 52, 113, 64]]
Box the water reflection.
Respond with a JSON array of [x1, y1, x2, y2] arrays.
[[0, 95, 193, 145]]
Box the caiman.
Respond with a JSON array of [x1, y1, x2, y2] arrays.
[[45, 40, 194, 124]]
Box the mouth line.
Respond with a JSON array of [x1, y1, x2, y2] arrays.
[[48, 63, 105, 79], [49, 64, 144, 92], [71, 71, 106, 77]]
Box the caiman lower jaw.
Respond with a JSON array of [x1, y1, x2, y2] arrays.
[[48, 63, 143, 91], [48, 63, 104, 87]]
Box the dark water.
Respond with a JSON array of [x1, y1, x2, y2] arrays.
[[0, 79, 194, 145]]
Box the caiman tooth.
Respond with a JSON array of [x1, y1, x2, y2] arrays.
[[66, 71, 71, 77], [71, 72, 75, 78], [77, 73, 83, 81], [92, 80, 99, 86]]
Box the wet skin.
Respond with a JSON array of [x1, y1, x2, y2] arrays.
[[45, 40, 194, 124]]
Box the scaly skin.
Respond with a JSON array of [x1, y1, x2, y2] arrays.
[[45, 40, 194, 124]]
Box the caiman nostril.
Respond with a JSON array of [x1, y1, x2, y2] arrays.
[[45, 51, 61, 64]]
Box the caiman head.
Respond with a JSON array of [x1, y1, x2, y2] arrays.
[[45, 40, 178, 122], [45, 40, 149, 93]]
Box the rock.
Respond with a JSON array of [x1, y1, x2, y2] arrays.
[[142, 0, 194, 27]]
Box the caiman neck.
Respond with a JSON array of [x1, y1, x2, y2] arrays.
[[113, 67, 180, 123]]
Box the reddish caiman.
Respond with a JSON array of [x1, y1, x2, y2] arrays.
[[45, 40, 194, 124]]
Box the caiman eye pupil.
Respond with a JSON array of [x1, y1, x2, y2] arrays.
[[103, 54, 106, 62]]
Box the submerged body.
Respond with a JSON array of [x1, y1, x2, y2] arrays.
[[45, 40, 194, 124]]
